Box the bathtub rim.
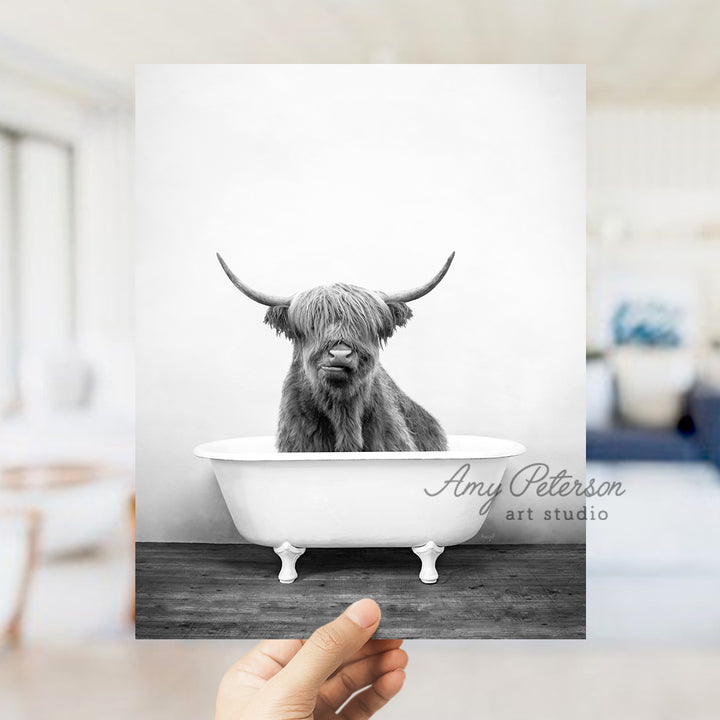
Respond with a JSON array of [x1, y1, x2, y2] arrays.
[[194, 434, 526, 462]]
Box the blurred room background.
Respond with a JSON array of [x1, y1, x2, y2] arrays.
[[0, 28, 135, 648], [1, 1, 719, 718], [586, 105, 720, 643]]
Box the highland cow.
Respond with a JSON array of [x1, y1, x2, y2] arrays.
[[217, 252, 454, 452]]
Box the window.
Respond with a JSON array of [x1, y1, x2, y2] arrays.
[[0, 127, 75, 416]]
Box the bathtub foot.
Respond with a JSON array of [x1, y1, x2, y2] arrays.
[[274, 542, 305, 584], [412, 541, 444, 584]]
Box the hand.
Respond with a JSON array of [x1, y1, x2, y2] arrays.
[[215, 598, 407, 719]]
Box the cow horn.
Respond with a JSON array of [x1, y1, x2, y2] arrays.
[[216, 253, 293, 306], [384, 252, 455, 303]]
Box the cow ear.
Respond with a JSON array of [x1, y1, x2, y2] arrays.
[[264, 306, 294, 339], [383, 300, 413, 339]]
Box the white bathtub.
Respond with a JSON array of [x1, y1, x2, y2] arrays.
[[195, 435, 525, 583]]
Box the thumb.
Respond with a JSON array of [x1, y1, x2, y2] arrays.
[[269, 598, 381, 699]]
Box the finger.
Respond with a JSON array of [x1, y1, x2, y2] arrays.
[[268, 598, 381, 698], [318, 648, 408, 712], [299, 637, 402, 652], [339, 669, 406, 720], [252, 639, 305, 670], [216, 640, 304, 720], [330, 639, 404, 675], [225, 640, 303, 687]]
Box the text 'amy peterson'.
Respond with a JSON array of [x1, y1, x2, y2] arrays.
[[424, 462, 625, 515]]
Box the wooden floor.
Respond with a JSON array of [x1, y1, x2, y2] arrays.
[[136, 543, 585, 639]]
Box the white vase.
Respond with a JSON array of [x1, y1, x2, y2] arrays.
[[613, 346, 695, 428], [586, 358, 614, 429]]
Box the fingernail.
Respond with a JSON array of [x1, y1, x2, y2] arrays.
[[345, 598, 380, 628]]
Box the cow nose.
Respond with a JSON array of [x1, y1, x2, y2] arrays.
[[329, 343, 352, 360]]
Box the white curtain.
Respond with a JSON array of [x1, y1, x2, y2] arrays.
[[16, 138, 74, 355]]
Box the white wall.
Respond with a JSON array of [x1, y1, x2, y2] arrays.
[[587, 106, 720, 358], [74, 109, 135, 417], [136, 65, 586, 543]]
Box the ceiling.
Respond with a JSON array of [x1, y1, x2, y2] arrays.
[[0, 0, 719, 105]]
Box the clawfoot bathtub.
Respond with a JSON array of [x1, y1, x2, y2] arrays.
[[195, 436, 525, 584]]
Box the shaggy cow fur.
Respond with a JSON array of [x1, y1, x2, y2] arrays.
[[262, 283, 448, 452]]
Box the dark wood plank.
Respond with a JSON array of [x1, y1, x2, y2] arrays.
[[136, 543, 585, 640]]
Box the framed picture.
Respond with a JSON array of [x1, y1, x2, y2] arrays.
[[135, 64, 586, 639]]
